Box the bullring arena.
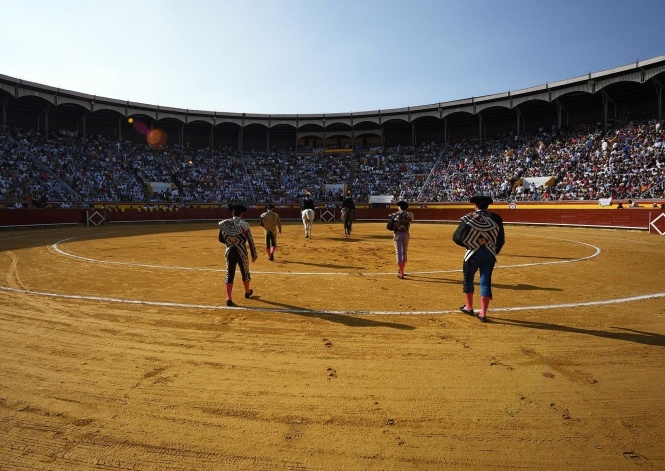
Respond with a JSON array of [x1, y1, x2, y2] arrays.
[[2, 52, 665, 470], [2, 215, 665, 470]]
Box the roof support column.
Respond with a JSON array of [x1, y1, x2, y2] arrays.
[[515, 106, 524, 136], [238, 117, 244, 154], [555, 99, 568, 130], [39, 105, 50, 139], [654, 79, 664, 122], [351, 116, 355, 151], [1, 98, 7, 129], [478, 113, 485, 144], [79, 112, 86, 141], [601, 90, 616, 134], [411, 121, 415, 146]]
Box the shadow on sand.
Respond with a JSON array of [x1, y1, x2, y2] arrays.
[[253, 297, 415, 330], [491, 317, 665, 346]]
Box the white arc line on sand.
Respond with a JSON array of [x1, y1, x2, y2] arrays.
[[50, 234, 602, 276], [1, 285, 663, 315], [4, 231, 620, 314]]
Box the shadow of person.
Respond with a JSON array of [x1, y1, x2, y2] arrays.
[[507, 254, 579, 261], [493, 283, 563, 291], [278, 260, 364, 270], [252, 297, 415, 330], [491, 317, 665, 346], [406, 276, 562, 292], [405, 275, 459, 285]]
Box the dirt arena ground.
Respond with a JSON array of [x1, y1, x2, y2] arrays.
[[1, 219, 664, 470]]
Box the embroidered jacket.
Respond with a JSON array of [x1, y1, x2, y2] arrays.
[[218, 216, 258, 259], [452, 209, 505, 261], [259, 210, 281, 233], [388, 210, 413, 233]]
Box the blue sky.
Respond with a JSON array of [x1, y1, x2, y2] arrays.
[[2, 0, 664, 115]]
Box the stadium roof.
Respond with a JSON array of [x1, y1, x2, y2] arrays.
[[1, 55, 664, 145]]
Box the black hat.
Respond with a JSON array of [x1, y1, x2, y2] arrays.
[[397, 201, 409, 210], [266, 204, 275, 210], [227, 203, 247, 214], [469, 195, 493, 208]]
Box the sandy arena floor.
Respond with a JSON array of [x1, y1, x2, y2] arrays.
[[1, 221, 664, 470]]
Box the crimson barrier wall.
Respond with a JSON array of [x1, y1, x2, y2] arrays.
[[2, 204, 664, 232], [406, 207, 661, 230]]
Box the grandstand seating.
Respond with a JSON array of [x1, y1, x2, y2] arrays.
[[1, 116, 664, 208]]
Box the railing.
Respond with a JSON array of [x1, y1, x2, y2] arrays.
[[240, 154, 257, 203], [641, 178, 665, 199], [33, 151, 82, 202], [416, 149, 445, 201]]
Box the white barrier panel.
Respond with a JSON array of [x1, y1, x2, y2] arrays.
[[649, 212, 665, 235]]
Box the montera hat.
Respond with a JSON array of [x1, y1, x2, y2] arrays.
[[228, 203, 247, 213], [469, 195, 493, 208], [397, 201, 409, 209]]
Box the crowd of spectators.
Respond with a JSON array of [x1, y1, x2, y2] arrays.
[[413, 118, 665, 202], [1, 115, 664, 209]]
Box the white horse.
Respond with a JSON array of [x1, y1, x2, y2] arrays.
[[301, 209, 315, 238]]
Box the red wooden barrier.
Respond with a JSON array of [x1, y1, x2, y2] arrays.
[[1, 205, 663, 231]]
